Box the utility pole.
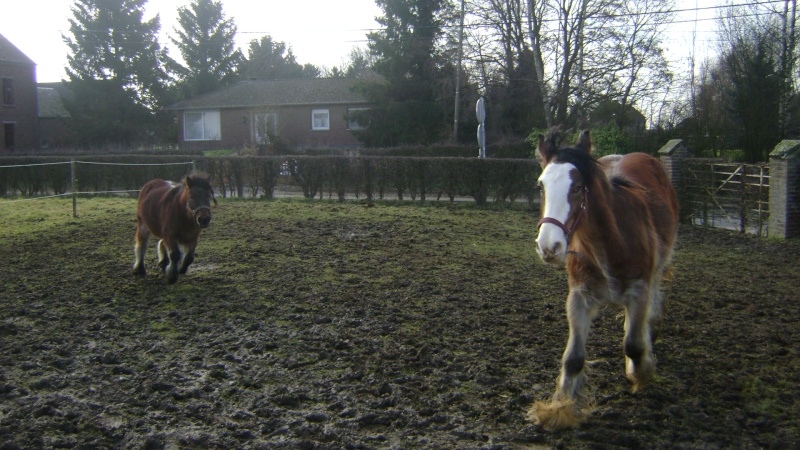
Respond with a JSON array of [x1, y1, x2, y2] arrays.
[[576, 0, 588, 129], [780, 0, 797, 136], [453, 0, 466, 142]]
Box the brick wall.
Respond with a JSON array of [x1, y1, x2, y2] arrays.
[[658, 139, 691, 222], [768, 141, 800, 239]]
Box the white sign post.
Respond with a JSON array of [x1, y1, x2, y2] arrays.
[[476, 97, 486, 158]]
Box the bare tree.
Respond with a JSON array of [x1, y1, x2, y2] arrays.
[[526, 0, 550, 126], [460, 0, 680, 130]]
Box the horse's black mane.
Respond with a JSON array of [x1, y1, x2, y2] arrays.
[[553, 146, 603, 188]]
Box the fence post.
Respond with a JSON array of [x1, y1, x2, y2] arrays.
[[739, 165, 746, 234], [768, 140, 800, 239], [658, 139, 690, 221], [71, 159, 77, 218]]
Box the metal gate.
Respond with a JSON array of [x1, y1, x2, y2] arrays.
[[683, 159, 770, 236]]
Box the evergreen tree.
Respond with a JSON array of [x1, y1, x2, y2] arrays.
[[169, 0, 243, 98], [63, 0, 169, 147], [355, 0, 453, 146], [238, 36, 318, 80]]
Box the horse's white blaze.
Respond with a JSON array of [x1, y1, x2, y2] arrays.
[[536, 162, 575, 263]]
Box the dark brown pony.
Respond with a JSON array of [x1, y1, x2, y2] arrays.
[[132, 174, 216, 284], [531, 128, 678, 430]]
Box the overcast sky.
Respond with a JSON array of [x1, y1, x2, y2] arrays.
[[2, 0, 382, 82], [1, 0, 718, 84]]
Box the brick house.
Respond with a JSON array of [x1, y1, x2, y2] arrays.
[[168, 77, 371, 152], [0, 33, 38, 152], [37, 82, 72, 149]]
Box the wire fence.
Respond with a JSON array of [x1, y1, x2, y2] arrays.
[[0, 160, 195, 216]]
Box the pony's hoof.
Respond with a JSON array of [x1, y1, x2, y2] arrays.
[[529, 400, 584, 431], [626, 355, 655, 392], [132, 267, 146, 277]]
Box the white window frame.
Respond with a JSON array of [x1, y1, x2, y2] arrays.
[[254, 112, 277, 144], [347, 108, 369, 130], [311, 109, 330, 131], [184, 110, 221, 141]]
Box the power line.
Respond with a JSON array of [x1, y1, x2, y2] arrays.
[[228, 0, 786, 37]]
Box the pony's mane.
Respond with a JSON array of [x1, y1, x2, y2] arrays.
[[187, 173, 212, 190]]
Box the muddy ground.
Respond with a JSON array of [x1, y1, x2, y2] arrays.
[[1, 198, 798, 449]]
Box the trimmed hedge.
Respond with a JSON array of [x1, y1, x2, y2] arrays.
[[0, 155, 540, 206]]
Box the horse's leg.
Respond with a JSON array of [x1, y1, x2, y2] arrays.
[[531, 289, 598, 430], [178, 244, 195, 275], [156, 240, 169, 273], [132, 223, 149, 276], [624, 282, 656, 392], [648, 280, 665, 343], [165, 243, 182, 284]]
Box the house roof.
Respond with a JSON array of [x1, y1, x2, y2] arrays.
[[0, 33, 36, 66], [38, 87, 70, 118], [168, 77, 369, 110]]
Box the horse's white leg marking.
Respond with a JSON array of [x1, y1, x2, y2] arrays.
[[165, 243, 181, 284], [557, 288, 599, 401], [132, 224, 149, 275], [622, 280, 655, 390], [156, 240, 167, 266], [178, 243, 195, 274], [531, 287, 600, 430], [536, 163, 574, 264], [648, 275, 665, 342]]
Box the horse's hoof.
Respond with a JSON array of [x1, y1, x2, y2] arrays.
[[132, 267, 146, 277], [529, 399, 584, 431]]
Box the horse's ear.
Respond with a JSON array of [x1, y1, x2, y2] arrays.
[[536, 133, 554, 165], [185, 176, 193, 188], [575, 130, 592, 154]]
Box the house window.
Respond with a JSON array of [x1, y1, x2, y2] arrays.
[[4, 123, 15, 149], [347, 108, 369, 130], [312, 109, 329, 131], [254, 113, 277, 144], [184, 110, 221, 141], [2, 78, 14, 106]]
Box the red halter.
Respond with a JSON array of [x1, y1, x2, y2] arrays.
[[536, 187, 588, 245]]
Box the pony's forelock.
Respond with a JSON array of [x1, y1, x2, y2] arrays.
[[186, 172, 212, 190]]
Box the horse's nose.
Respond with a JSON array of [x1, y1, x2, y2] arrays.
[[536, 233, 564, 264], [198, 215, 211, 228]]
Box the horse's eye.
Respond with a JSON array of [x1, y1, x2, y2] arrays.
[[573, 185, 583, 194]]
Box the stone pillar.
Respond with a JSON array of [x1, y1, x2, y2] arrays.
[[658, 139, 690, 221], [768, 140, 800, 239]]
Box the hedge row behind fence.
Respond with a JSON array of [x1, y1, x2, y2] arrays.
[[0, 155, 541, 206]]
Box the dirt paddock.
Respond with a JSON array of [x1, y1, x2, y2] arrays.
[[1, 198, 798, 449]]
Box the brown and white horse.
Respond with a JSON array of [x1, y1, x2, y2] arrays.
[[531, 128, 678, 430], [132, 174, 216, 284]]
